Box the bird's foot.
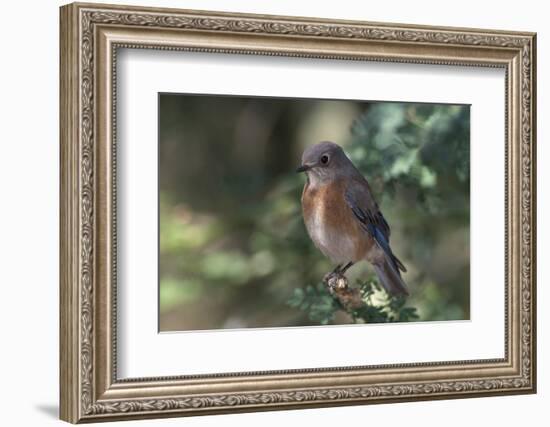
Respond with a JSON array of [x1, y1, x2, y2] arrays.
[[323, 271, 364, 310], [323, 271, 348, 293]]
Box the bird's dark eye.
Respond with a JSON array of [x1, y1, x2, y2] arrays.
[[320, 154, 329, 165]]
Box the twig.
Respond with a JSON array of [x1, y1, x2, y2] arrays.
[[323, 272, 365, 311]]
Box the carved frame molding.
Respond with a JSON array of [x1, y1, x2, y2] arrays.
[[60, 2, 536, 423]]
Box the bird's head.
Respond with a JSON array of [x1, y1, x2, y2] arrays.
[[296, 141, 352, 184]]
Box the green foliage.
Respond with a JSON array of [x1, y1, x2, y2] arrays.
[[349, 103, 470, 213], [287, 284, 340, 325], [287, 278, 419, 325]]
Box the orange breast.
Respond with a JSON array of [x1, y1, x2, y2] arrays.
[[301, 179, 372, 262]]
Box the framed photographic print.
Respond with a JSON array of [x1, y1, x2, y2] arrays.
[[59, 2, 537, 423]]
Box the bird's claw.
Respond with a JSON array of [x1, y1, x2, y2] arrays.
[[323, 271, 364, 310], [323, 271, 348, 293]]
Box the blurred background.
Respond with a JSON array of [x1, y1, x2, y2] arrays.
[[159, 94, 470, 332]]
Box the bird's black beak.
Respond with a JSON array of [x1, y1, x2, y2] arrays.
[[296, 164, 310, 173]]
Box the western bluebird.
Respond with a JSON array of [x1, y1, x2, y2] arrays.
[[297, 141, 409, 296]]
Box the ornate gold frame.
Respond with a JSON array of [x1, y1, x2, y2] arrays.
[[59, 2, 537, 423]]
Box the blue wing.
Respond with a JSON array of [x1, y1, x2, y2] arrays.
[[344, 184, 406, 273]]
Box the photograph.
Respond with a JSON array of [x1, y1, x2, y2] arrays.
[[158, 94, 471, 331]]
